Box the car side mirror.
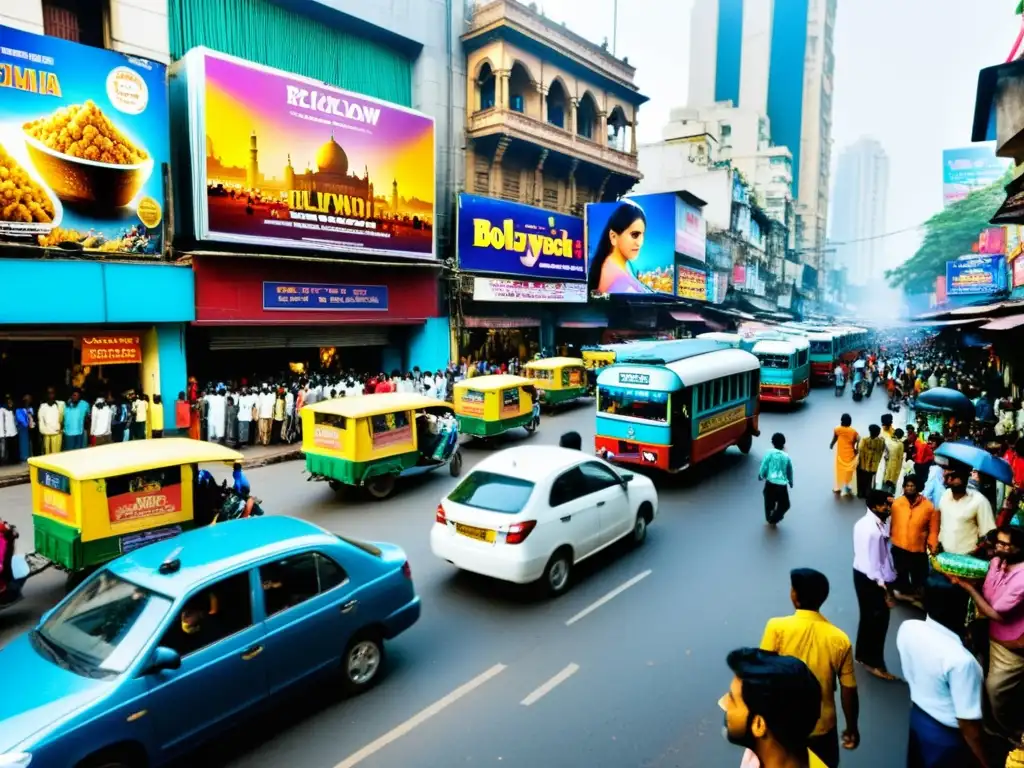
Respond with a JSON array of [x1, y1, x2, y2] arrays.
[[620, 472, 634, 485], [143, 646, 181, 675]]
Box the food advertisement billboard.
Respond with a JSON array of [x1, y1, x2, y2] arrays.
[[456, 193, 585, 280], [585, 193, 677, 295], [180, 48, 435, 259], [0, 24, 169, 254]]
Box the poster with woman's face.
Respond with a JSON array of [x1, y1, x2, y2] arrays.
[[585, 193, 677, 295]]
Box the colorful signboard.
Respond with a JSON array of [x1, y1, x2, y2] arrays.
[[457, 389, 485, 417], [946, 254, 1006, 296], [471, 277, 587, 303], [0, 24, 169, 254], [677, 265, 708, 301], [81, 336, 142, 365], [942, 144, 1010, 207], [108, 483, 183, 524], [675, 198, 707, 263], [262, 282, 388, 311], [501, 387, 520, 417], [586, 193, 676, 295], [978, 227, 1007, 255], [456, 194, 585, 281], [313, 425, 342, 451], [180, 48, 435, 259], [1014, 258, 1024, 289]]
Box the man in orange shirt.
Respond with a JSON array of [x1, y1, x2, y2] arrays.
[[889, 474, 939, 603]]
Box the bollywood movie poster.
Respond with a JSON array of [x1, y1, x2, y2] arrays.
[[184, 49, 435, 259], [585, 193, 677, 295], [0, 24, 169, 253]]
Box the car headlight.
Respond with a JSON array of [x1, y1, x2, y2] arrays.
[[0, 754, 32, 767]]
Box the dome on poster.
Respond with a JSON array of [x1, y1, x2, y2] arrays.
[[315, 133, 349, 176]]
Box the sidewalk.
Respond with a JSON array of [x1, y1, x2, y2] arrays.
[[0, 442, 303, 489]]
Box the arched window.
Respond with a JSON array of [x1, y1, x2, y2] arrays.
[[478, 62, 496, 111], [546, 80, 568, 129], [608, 106, 629, 151], [508, 62, 533, 114], [576, 92, 598, 140]]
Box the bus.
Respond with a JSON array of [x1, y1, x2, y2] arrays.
[[750, 337, 810, 404], [696, 332, 742, 348], [808, 332, 837, 383], [594, 340, 761, 473]]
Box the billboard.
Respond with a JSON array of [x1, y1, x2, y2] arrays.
[[946, 254, 1006, 296], [456, 194, 585, 280], [586, 193, 676, 294], [0, 24, 169, 254], [471, 277, 587, 303], [180, 48, 435, 259], [677, 265, 708, 301], [943, 144, 1010, 207], [675, 197, 707, 263]]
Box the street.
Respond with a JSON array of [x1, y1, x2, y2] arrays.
[[0, 388, 916, 768]]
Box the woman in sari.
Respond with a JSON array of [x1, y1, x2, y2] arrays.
[[829, 413, 859, 497]]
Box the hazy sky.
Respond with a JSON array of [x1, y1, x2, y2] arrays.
[[538, 0, 1016, 273]]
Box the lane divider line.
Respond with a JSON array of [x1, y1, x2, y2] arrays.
[[564, 570, 653, 627], [520, 663, 580, 706], [333, 663, 508, 768]]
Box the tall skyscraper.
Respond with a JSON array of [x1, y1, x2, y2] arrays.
[[830, 138, 889, 287], [688, 0, 837, 272]]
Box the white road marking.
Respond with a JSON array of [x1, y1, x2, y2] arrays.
[[333, 663, 507, 768], [564, 569, 653, 626], [520, 663, 580, 706]]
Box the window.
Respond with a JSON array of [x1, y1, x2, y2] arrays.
[[260, 552, 348, 617], [548, 105, 565, 128], [797, 349, 808, 366], [550, 467, 586, 507], [35, 572, 171, 677], [159, 573, 253, 658], [597, 386, 668, 423], [510, 94, 524, 113], [314, 413, 346, 429], [759, 354, 791, 370], [810, 341, 831, 354], [578, 462, 623, 493], [448, 471, 535, 514], [336, 535, 382, 558], [43, 0, 106, 48]]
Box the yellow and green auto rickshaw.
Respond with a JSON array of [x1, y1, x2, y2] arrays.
[[523, 356, 589, 406], [28, 438, 246, 587], [453, 374, 540, 439], [302, 392, 461, 500]]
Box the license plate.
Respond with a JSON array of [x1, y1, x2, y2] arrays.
[[456, 523, 496, 543]]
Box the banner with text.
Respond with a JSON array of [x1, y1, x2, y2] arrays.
[[471, 277, 587, 303], [946, 254, 1006, 296], [676, 265, 708, 301], [262, 282, 388, 311]]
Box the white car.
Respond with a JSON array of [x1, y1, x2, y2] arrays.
[[430, 445, 658, 595]]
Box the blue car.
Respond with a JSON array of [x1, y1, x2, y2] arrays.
[[0, 516, 420, 768]]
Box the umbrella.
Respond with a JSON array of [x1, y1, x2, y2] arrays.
[[915, 387, 976, 417], [935, 441, 1014, 485]]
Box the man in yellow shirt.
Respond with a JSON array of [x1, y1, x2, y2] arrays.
[[760, 569, 860, 768]]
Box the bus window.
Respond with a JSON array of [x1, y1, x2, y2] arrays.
[[758, 354, 791, 369], [810, 340, 831, 354], [798, 349, 808, 366], [597, 386, 669, 423]]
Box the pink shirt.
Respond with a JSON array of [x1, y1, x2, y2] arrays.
[[983, 557, 1024, 644]]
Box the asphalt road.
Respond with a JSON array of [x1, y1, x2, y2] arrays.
[[0, 387, 918, 767]]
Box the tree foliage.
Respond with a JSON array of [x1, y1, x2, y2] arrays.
[[885, 174, 1010, 294]]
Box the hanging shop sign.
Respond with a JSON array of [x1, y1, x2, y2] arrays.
[[471, 277, 587, 303], [0, 24, 169, 254], [586, 193, 676, 295], [81, 335, 142, 365], [676, 265, 708, 301], [946, 254, 1006, 295], [176, 48, 435, 259], [457, 194, 584, 280], [262, 282, 388, 311]]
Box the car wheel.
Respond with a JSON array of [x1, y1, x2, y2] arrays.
[[365, 474, 396, 500], [631, 509, 649, 547], [449, 450, 463, 477], [77, 745, 145, 768], [342, 632, 385, 694], [541, 548, 573, 596]]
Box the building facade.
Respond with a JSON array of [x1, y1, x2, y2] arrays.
[[687, 0, 837, 287], [830, 138, 890, 288]]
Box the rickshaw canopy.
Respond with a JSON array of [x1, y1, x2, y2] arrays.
[[302, 392, 452, 419], [523, 357, 586, 371], [454, 374, 532, 392], [27, 438, 244, 481]]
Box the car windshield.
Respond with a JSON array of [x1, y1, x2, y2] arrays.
[[448, 471, 535, 513], [37, 571, 172, 677]]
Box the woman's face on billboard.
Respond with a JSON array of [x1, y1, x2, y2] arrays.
[[609, 217, 645, 262]]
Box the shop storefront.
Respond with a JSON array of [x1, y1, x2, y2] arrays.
[[455, 194, 591, 361]]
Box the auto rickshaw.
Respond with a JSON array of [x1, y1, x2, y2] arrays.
[[302, 392, 461, 500], [523, 357, 589, 406], [28, 438, 246, 588], [453, 374, 539, 439]]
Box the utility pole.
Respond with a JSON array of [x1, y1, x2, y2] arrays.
[[612, 0, 618, 55]]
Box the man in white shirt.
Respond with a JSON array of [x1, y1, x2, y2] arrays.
[[90, 396, 113, 446], [938, 464, 996, 555], [238, 388, 255, 446], [38, 388, 62, 454], [897, 587, 989, 767], [206, 388, 226, 443], [0, 395, 17, 465], [257, 386, 275, 446], [851, 489, 898, 680]]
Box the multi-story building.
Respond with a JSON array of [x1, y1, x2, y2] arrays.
[[687, 0, 837, 287], [455, 0, 648, 357], [830, 138, 890, 288]]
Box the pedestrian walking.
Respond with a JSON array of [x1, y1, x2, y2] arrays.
[[131, 394, 148, 440], [852, 488, 898, 681], [889, 474, 938, 603], [896, 587, 988, 768], [759, 569, 860, 768], [720, 647, 827, 768], [758, 432, 793, 525], [225, 395, 239, 448], [0, 396, 17, 465], [830, 414, 859, 497], [257, 386, 274, 445], [150, 394, 165, 438], [855, 425, 885, 499]]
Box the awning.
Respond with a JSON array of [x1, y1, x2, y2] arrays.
[[670, 312, 707, 322], [463, 316, 541, 329], [980, 314, 1024, 330], [912, 318, 988, 327]]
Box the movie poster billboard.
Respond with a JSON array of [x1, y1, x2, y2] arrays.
[[0, 24, 169, 254], [946, 254, 1006, 296], [180, 49, 435, 259], [456, 194, 585, 280], [942, 144, 1010, 207], [585, 192, 677, 295]]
